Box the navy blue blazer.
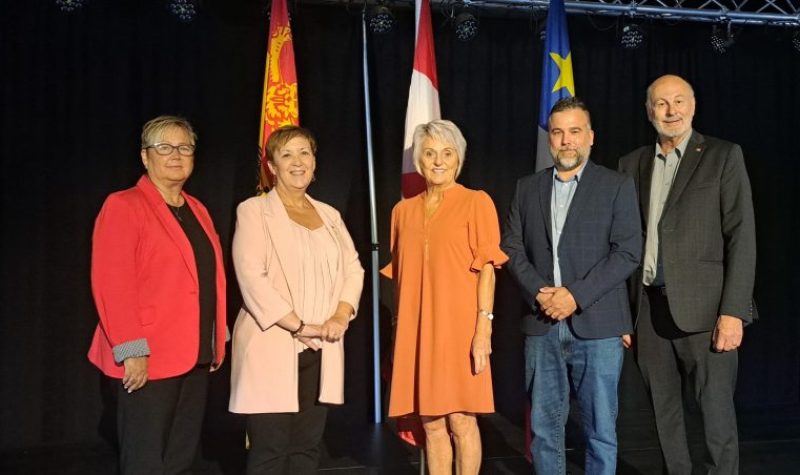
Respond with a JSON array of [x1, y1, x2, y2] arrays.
[[501, 160, 642, 338]]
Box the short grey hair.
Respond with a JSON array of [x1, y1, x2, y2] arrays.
[[141, 115, 197, 148], [412, 119, 467, 177]]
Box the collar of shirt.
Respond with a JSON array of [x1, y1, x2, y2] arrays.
[[654, 131, 691, 161], [552, 160, 587, 184]]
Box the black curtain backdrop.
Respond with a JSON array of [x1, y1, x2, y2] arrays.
[[2, 0, 799, 451]]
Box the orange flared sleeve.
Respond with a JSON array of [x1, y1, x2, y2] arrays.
[[468, 191, 509, 271]]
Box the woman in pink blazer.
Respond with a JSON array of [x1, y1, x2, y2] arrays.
[[88, 116, 227, 474], [229, 126, 364, 474]]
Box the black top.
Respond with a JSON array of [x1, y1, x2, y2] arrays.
[[168, 203, 216, 364]]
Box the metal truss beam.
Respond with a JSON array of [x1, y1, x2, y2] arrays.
[[455, 0, 800, 26], [339, 0, 800, 26]]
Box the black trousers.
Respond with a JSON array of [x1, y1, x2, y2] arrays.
[[246, 349, 328, 475], [636, 288, 739, 475], [115, 364, 209, 475]]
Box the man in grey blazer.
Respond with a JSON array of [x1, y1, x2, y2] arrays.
[[618, 74, 757, 475], [502, 97, 641, 475]]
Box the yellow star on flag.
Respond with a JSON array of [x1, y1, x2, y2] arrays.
[[549, 51, 575, 97]]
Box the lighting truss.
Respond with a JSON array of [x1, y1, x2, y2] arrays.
[[333, 0, 800, 27], [485, 0, 800, 26]]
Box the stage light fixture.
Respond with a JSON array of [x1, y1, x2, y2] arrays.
[[454, 12, 480, 42], [55, 0, 85, 12], [711, 23, 735, 53], [620, 24, 645, 49], [168, 0, 197, 23], [368, 6, 396, 34]]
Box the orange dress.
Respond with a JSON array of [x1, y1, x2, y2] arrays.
[[382, 184, 508, 417]]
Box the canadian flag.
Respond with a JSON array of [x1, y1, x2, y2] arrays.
[[392, 0, 439, 448], [401, 0, 440, 198]]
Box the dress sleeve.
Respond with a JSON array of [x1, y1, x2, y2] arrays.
[[468, 191, 509, 272]]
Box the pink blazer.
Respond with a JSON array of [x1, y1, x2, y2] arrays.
[[88, 176, 227, 379], [229, 191, 364, 413]]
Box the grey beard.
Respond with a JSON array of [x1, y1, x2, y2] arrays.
[[552, 151, 588, 171], [652, 120, 690, 139]]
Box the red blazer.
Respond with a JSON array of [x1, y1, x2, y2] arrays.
[[88, 176, 227, 380]]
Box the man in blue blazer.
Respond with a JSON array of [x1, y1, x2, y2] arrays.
[[502, 97, 642, 475]]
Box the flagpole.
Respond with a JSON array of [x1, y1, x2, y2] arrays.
[[361, 5, 382, 425]]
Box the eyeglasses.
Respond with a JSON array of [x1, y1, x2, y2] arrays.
[[144, 143, 196, 156]]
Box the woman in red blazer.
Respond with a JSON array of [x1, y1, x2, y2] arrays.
[[88, 116, 226, 474]]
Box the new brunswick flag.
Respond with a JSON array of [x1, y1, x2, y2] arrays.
[[258, 0, 299, 191]]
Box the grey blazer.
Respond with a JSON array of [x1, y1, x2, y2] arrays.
[[501, 160, 642, 339], [618, 131, 757, 332]]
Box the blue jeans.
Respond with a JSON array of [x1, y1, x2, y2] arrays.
[[524, 321, 624, 475]]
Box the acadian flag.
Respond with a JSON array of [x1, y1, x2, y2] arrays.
[[535, 0, 575, 172], [401, 0, 441, 198], [527, 0, 575, 463], [258, 0, 299, 191]]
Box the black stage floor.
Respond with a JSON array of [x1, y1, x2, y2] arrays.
[[3, 405, 800, 474]]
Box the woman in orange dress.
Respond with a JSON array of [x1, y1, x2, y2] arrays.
[[382, 120, 508, 474]]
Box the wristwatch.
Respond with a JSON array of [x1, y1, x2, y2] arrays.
[[479, 309, 494, 321]]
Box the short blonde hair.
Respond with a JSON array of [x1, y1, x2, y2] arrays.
[[266, 125, 318, 162], [412, 119, 467, 177], [141, 115, 197, 148]]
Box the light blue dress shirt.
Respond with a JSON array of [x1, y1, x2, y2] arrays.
[[551, 164, 586, 287]]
